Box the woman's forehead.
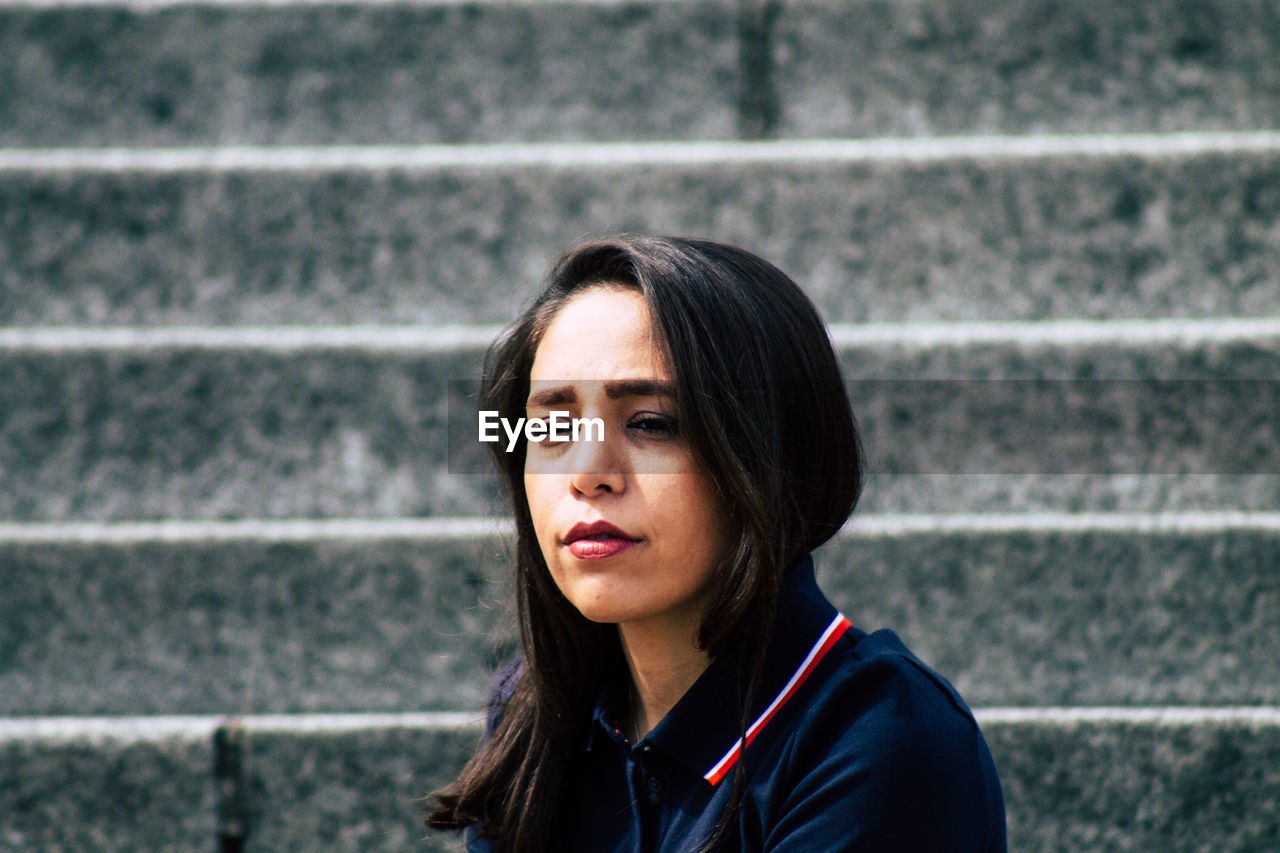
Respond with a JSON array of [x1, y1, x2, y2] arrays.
[[529, 288, 667, 382]]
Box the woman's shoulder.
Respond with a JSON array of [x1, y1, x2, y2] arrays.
[[752, 626, 1007, 851], [787, 626, 993, 772], [839, 627, 979, 734]]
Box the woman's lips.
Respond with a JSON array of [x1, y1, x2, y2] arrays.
[[567, 537, 639, 560], [563, 521, 640, 560]]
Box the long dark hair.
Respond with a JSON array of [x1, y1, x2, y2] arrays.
[[427, 235, 863, 851]]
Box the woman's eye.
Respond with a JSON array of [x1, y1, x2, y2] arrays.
[[628, 414, 678, 437]]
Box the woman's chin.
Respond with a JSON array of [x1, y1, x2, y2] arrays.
[[565, 591, 652, 626], [556, 575, 637, 624], [570, 599, 637, 625]]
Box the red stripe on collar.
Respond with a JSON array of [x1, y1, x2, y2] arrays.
[[703, 613, 853, 786]]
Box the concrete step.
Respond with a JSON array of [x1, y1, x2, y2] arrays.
[[4, 515, 1278, 715], [981, 708, 1280, 853], [0, 343, 489, 521], [2, 710, 1278, 852], [771, 0, 1280, 140], [826, 515, 1280, 708], [0, 523, 511, 716], [1, 328, 1277, 522], [0, 722, 215, 852], [3, 0, 1278, 147], [4, 137, 1280, 325], [238, 717, 474, 853], [0, 715, 471, 852], [0, 0, 742, 148]]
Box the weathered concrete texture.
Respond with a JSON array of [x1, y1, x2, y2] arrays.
[[2, 340, 1278, 521], [859, 474, 1280, 515], [848, 378, 1280, 476], [3, 150, 1280, 325], [817, 527, 1280, 707], [258, 719, 1280, 852], [244, 726, 474, 852], [0, 2, 740, 147], [4, 1, 1280, 147], [835, 336, 1280, 382], [774, 0, 1280, 138], [4, 718, 1276, 851], [5, 526, 1278, 716], [0, 736, 213, 852], [986, 718, 1280, 852], [0, 347, 499, 521], [0, 538, 513, 716]]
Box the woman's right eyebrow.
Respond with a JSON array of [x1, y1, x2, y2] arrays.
[[526, 386, 576, 408], [527, 379, 673, 408]]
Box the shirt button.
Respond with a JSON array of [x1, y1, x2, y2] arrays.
[[647, 776, 662, 794], [642, 744, 652, 753]]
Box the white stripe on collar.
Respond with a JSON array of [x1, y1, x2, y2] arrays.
[[704, 613, 853, 786]]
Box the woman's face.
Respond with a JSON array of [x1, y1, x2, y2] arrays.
[[523, 286, 730, 636]]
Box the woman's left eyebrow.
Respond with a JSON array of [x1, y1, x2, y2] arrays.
[[604, 379, 674, 400]]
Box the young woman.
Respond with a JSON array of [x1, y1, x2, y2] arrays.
[[427, 236, 1006, 852]]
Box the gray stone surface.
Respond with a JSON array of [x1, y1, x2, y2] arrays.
[[4, 0, 1280, 148], [271, 718, 1280, 852], [4, 149, 1280, 326], [774, 0, 1280, 138], [244, 725, 474, 852], [4, 718, 1276, 851], [0, 348, 495, 521], [2, 341, 1277, 521], [840, 342, 1280, 508], [0, 1, 740, 147], [0, 736, 213, 852], [818, 527, 1280, 707], [985, 717, 1280, 852], [0, 538, 513, 715], [6, 525, 1278, 716], [859, 474, 1280, 515]]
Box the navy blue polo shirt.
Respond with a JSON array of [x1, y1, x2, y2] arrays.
[[469, 556, 1007, 852]]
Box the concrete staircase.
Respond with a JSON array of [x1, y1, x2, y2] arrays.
[[3, 0, 1280, 849]]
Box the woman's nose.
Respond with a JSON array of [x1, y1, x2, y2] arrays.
[[566, 432, 626, 496]]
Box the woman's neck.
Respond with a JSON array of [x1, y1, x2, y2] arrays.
[[617, 617, 711, 739]]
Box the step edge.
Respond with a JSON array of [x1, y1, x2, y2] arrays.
[[2, 0, 666, 10], [4, 133, 1280, 173], [5, 707, 1279, 744], [5, 318, 1280, 352], [0, 712, 483, 743], [4, 512, 1280, 544]]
